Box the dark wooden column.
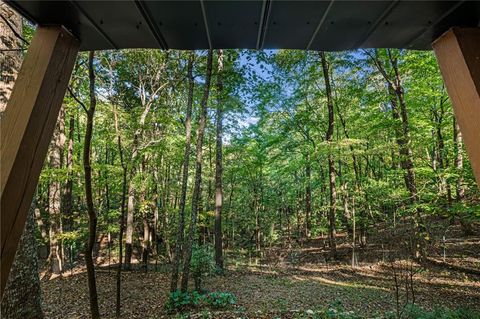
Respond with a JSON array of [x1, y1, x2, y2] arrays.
[[433, 27, 480, 187], [0, 26, 79, 295]]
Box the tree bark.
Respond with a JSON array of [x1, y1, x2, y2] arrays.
[[113, 102, 127, 318], [84, 51, 100, 319], [387, 50, 425, 259], [125, 182, 135, 270], [48, 106, 66, 275], [171, 52, 195, 292], [214, 49, 224, 270], [140, 159, 150, 271], [1, 202, 44, 319], [0, 2, 23, 113], [64, 113, 75, 232], [453, 119, 465, 201], [305, 155, 312, 238], [181, 49, 213, 292], [369, 49, 425, 260], [453, 119, 472, 235], [320, 51, 337, 258]]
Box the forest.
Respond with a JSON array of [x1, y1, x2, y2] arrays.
[[1, 5, 480, 319]]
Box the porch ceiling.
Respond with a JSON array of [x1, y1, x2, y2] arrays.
[[6, 0, 480, 51]]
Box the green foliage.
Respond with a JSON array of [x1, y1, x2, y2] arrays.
[[165, 290, 202, 313], [201, 291, 237, 309], [190, 245, 215, 290], [402, 304, 480, 319], [291, 303, 480, 319], [165, 290, 236, 313]]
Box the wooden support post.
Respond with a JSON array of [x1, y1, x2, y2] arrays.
[[433, 27, 480, 187], [1, 26, 79, 296]]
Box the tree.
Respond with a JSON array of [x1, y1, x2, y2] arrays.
[[181, 49, 214, 292], [320, 51, 337, 258], [84, 51, 100, 319], [214, 49, 224, 270], [367, 49, 425, 260], [0, 2, 25, 113], [171, 52, 195, 292], [47, 106, 65, 275], [1, 202, 44, 318]]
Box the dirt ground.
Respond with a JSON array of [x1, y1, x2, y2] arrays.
[[41, 222, 480, 318], [41, 258, 480, 318]]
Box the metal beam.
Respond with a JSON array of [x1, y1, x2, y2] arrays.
[[134, 0, 168, 50], [354, 0, 399, 48], [200, 0, 212, 49], [306, 0, 335, 50], [256, 0, 272, 50], [405, 0, 466, 48], [69, 0, 118, 49]]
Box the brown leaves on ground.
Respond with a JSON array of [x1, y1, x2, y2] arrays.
[[41, 260, 480, 318]]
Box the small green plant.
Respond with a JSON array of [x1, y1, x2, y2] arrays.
[[165, 290, 236, 313], [202, 291, 237, 309], [403, 304, 480, 319], [190, 245, 215, 291], [164, 290, 201, 313]]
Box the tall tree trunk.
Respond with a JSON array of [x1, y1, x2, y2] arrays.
[[64, 113, 75, 232], [164, 163, 174, 259], [0, 2, 24, 113], [84, 51, 100, 319], [305, 155, 312, 238], [125, 182, 135, 270], [112, 102, 127, 318], [123, 54, 170, 269], [255, 201, 261, 252], [454, 119, 465, 201], [320, 51, 337, 258], [214, 49, 224, 270], [1, 202, 44, 319], [48, 106, 66, 275], [140, 159, 149, 271], [181, 49, 213, 292], [387, 50, 424, 259], [141, 204, 150, 270], [453, 119, 472, 235], [434, 97, 447, 195], [370, 49, 424, 260]]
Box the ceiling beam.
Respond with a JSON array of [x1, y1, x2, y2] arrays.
[[354, 0, 399, 49], [134, 0, 168, 50], [200, 0, 212, 49], [405, 0, 466, 48], [69, 0, 118, 49], [256, 0, 272, 50], [306, 0, 335, 50]]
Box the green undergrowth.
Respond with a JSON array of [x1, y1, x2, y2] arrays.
[[294, 302, 480, 319], [166, 300, 480, 319], [165, 290, 237, 313]]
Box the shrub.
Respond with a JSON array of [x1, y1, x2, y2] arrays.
[[190, 245, 215, 291], [164, 290, 236, 313], [403, 304, 480, 319], [202, 291, 237, 309], [164, 290, 201, 313]]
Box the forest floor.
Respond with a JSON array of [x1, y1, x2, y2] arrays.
[[40, 225, 480, 318]]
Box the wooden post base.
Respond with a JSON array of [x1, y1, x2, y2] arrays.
[[433, 28, 480, 187], [0, 26, 79, 296]]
